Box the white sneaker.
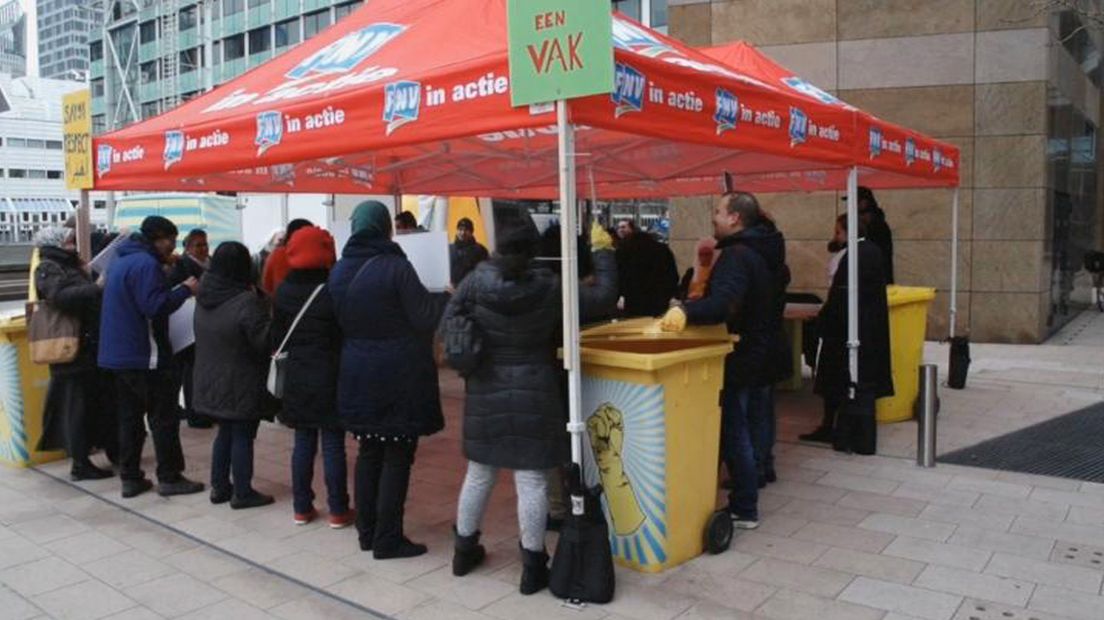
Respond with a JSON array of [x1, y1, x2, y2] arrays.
[[731, 516, 760, 530]]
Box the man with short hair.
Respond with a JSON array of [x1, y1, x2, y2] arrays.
[[394, 211, 420, 234], [661, 192, 775, 529], [449, 218, 489, 287], [615, 219, 679, 317], [99, 216, 204, 499]]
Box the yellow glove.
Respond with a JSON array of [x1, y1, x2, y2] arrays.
[[660, 306, 687, 332], [590, 221, 614, 252]]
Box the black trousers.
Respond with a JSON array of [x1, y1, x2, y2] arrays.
[[114, 369, 185, 483], [211, 419, 260, 499], [354, 437, 418, 551], [175, 345, 197, 419], [40, 368, 93, 466]]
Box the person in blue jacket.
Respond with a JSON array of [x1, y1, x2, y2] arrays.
[[98, 216, 205, 499]]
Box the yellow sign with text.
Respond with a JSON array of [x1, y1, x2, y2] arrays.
[[63, 90, 93, 190]]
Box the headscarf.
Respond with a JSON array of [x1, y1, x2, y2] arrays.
[[286, 226, 336, 270], [208, 241, 254, 287], [687, 237, 717, 301], [34, 226, 73, 249], [351, 200, 392, 239], [495, 221, 539, 281]]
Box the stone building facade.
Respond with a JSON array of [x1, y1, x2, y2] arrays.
[[667, 0, 1104, 343]]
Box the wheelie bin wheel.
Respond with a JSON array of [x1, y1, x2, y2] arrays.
[[704, 510, 733, 554]]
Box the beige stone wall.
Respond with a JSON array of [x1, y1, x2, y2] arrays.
[[667, 0, 1087, 343]]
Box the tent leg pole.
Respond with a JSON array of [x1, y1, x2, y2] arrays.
[[558, 100, 583, 515], [846, 167, 859, 392], [949, 187, 960, 340], [77, 190, 92, 263]]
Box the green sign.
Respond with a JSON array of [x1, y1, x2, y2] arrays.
[[507, 0, 614, 107]]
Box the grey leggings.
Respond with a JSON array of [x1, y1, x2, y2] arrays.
[[456, 461, 548, 552]]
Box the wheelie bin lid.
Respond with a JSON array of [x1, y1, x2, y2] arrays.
[[886, 285, 937, 307], [578, 318, 734, 371]]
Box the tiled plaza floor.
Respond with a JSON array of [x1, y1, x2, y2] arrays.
[[3, 312, 1104, 619]]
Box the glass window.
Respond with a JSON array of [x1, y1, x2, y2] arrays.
[[7, 138, 26, 148], [224, 33, 245, 60], [248, 27, 270, 54], [180, 48, 200, 72], [90, 40, 103, 62], [28, 170, 47, 179], [274, 18, 300, 48], [139, 20, 157, 44], [248, 0, 269, 7], [140, 61, 158, 84], [212, 40, 222, 65], [179, 6, 198, 31], [47, 170, 62, 180], [9, 169, 26, 178], [91, 79, 105, 96], [334, 1, 362, 21], [650, 0, 667, 29], [141, 101, 160, 119], [46, 140, 63, 150], [303, 10, 330, 39], [26, 139, 44, 149], [225, 0, 243, 15]]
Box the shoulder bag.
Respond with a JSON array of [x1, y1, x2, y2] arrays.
[[267, 284, 325, 398], [28, 300, 81, 365]]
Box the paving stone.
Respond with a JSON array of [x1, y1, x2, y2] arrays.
[[839, 576, 963, 620], [482, 591, 610, 620], [1029, 585, 1104, 620], [589, 579, 695, 620], [162, 547, 250, 582], [1049, 540, 1104, 571], [947, 477, 1033, 500], [0, 535, 51, 570], [763, 480, 848, 504], [839, 491, 928, 517], [1030, 488, 1104, 510], [0, 556, 89, 598], [771, 499, 871, 526], [85, 549, 176, 589], [214, 567, 312, 610], [814, 547, 925, 584], [11, 514, 89, 545], [985, 551, 1103, 594], [817, 472, 900, 496], [269, 593, 369, 620], [948, 526, 1055, 560], [1065, 505, 1104, 527], [883, 536, 992, 572], [738, 557, 854, 598], [265, 551, 359, 589], [125, 573, 228, 617], [327, 573, 430, 617], [102, 608, 164, 620], [33, 579, 137, 620], [919, 503, 1016, 531], [915, 564, 1033, 607], [177, 598, 273, 620], [953, 598, 1066, 620], [858, 513, 957, 542], [44, 530, 131, 566], [0, 583, 45, 620], [673, 601, 756, 619], [790, 522, 895, 554], [972, 495, 1070, 521], [1011, 516, 1104, 547], [893, 483, 981, 508], [730, 532, 830, 564], [405, 565, 515, 612], [661, 564, 777, 612], [755, 589, 882, 620], [397, 599, 493, 620]]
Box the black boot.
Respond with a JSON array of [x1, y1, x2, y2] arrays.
[[71, 460, 114, 481], [354, 441, 383, 552], [452, 526, 486, 576], [519, 544, 550, 595], [798, 426, 833, 443], [371, 443, 426, 560]]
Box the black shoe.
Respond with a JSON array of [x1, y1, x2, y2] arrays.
[[230, 492, 275, 510], [765, 468, 777, 484], [186, 417, 213, 429], [757, 474, 767, 489], [210, 486, 232, 505], [158, 477, 205, 497], [121, 478, 153, 498], [546, 514, 565, 532], [519, 544, 550, 595], [799, 426, 834, 444], [373, 537, 428, 560], [71, 462, 114, 481], [452, 527, 486, 576], [358, 535, 373, 552]]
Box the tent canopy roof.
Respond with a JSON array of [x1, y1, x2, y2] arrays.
[[92, 0, 959, 198]]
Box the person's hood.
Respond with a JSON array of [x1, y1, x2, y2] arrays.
[[341, 231, 405, 261], [477, 262, 557, 316], [284, 268, 328, 286], [117, 235, 156, 259], [863, 204, 888, 222], [196, 272, 250, 309], [39, 245, 81, 268], [723, 223, 785, 271]]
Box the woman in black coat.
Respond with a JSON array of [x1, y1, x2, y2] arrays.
[[33, 227, 114, 481], [803, 214, 893, 448], [328, 201, 446, 559], [272, 226, 351, 528], [442, 222, 617, 594], [193, 242, 274, 510]]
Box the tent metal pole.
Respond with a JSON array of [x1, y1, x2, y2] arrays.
[[77, 190, 92, 263], [949, 187, 960, 339], [846, 167, 859, 390], [558, 100, 584, 513]]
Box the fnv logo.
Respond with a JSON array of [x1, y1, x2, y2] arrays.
[[869, 127, 882, 159], [285, 24, 405, 80], [96, 145, 113, 178], [255, 111, 284, 156], [782, 77, 840, 106], [611, 19, 672, 58], [164, 131, 184, 170], [788, 107, 808, 147], [383, 81, 421, 136], [612, 63, 645, 118], [714, 89, 738, 136], [905, 137, 916, 166]]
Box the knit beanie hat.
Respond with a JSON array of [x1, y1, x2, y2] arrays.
[[286, 226, 336, 270]]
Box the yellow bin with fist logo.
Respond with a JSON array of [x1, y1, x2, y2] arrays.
[[579, 318, 733, 573]]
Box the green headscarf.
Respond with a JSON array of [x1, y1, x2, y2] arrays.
[[351, 200, 393, 239]]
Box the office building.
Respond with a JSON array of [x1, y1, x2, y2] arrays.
[[37, 0, 95, 80], [0, 0, 26, 77]]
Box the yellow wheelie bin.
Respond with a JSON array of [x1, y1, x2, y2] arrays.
[[876, 286, 937, 423], [578, 318, 734, 573], [0, 314, 65, 467]]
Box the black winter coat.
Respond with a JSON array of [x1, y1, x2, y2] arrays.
[[814, 240, 894, 400], [193, 273, 273, 422], [864, 206, 895, 285], [442, 250, 618, 470], [450, 239, 489, 287], [738, 223, 794, 384], [684, 231, 775, 389], [272, 269, 340, 430], [616, 233, 679, 317], [169, 254, 207, 287], [329, 233, 446, 438], [34, 247, 101, 374]]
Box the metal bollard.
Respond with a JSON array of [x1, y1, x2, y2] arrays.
[[916, 364, 938, 468]]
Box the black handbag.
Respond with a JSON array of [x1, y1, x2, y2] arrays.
[[550, 464, 615, 604], [443, 311, 483, 376], [833, 384, 877, 455]]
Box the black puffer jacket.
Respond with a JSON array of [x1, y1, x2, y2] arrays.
[[616, 233, 679, 318], [193, 273, 272, 422], [450, 239, 489, 287], [34, 246, 101, 373], [737, 222, 793, 384], [272, 269, 340, 430], [442, 250, 617, 470], [684, 231, 775, 388], [329, 234, 445, 437]]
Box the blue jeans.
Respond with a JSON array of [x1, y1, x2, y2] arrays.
[[211, 419, 260, 499], [747, 385, 776, 477], [721, 387, 758, 521], [291, 427, 350, 515]]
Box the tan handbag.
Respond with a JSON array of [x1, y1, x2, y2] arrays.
[[27, 301, 80, 365]]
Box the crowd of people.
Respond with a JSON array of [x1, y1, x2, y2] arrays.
[[31, 188, 893, 593]]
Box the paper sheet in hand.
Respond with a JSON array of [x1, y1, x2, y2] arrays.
[[169, 296, 196, 354], [88, 233, 127, 275], [393, 231, 450, 292]]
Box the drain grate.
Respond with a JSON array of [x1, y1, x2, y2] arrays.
[[953, 598, 1062, 620], [939, 402, 1104, 482], [1051, 541, 1104, 570]]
